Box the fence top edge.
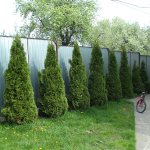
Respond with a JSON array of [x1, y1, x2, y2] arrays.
[[0, 36, 147, 56], [110, 50, 140, 55], [0, 35, 50, 41], [141, 55, 150, 57], [59, 45, 110, 50]]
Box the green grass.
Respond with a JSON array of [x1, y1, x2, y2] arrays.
[[0, 100, 135, 150]]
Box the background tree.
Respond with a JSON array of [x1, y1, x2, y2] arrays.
[[88, 41, 107, 105], [106, 51, 122, 100], [132, 61, 144, 94], [2, 36, 37, 124], [69, 43, 90, 109], [120, 48, 133, 98], [15, 0, 96, 46], [38, 44, 68, 117], [87, 17, 148, 54], [143, 26, 150, 55]]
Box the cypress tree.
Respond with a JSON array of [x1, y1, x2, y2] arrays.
[[132, 61, 144, 94], [140, 61, 148, 91], [106, 51, 122, 100], [39, 44, 68, 117], [88, 41, 107, 106], [69, 43, 90, 110], [145, 82, 150, 94], [120, 50, 133, 98], [2, 36, 37, 124]]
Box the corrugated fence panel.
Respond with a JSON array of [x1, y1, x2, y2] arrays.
[[58, 46, 73, 73], [130, 52, 140, 71], [147, 56, 150, 81], [80, 47, 92, 77], [59, 46, 109, 91], [114, 51, 131, 72], [0, 37, 12, 110], [101, 48, 109, 75], [58, 46, 73, 94], [21, 38, 28, 63], [28, 39, 48, 100], [140, 55, 148, 80], [59, 47, 108, 76], [140, 55, 147, 65], [127, 52, 131, 67], [114, 51, 121, 68]]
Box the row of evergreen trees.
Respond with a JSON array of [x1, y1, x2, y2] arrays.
[[107, 48, 150, 101], [107, 49, 134, 100], [1, 37, 107, 124], [132, 61, 150, 94], [1, 36, 149, 124], [69, 42, 108, 110]]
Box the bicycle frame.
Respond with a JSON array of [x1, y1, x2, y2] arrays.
[[136, 92, 146, 113]]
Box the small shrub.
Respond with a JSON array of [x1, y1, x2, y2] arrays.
[[38, 44, 68, 117], [106, 51, 122, 100], [88, 41, 107, 105], [132, 61, 144, 94], [120, 49, 133, 98], [2, 36, 38, 124], [69, 43, 90, 109]]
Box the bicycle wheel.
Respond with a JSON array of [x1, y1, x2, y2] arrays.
[[136, 99, 146, 113]]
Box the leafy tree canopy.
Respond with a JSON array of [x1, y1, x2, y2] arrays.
[[15, 0, 96, 46], [88, 17, 148, 54]]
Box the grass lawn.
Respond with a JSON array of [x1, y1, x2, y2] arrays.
[[0, 100, 135, 150]]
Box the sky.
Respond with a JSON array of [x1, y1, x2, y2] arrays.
[[97, 0, 150, 26], [1, 0, 150, 35], [0, 0, 23, 35]]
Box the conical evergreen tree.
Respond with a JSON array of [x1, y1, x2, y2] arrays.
[[88, 41, 107, 105], [39, 44, 68, 117], [69, 43, 90, 109], [2, 36, 37, 124], [106, 51, 122, 100], [140, 61, 148, 90], [120, 49, 133, 98], [132, 61, 144, 94], [140, 61, 150, 93]]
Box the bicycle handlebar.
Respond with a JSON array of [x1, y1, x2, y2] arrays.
[[141, 92, 145, 98]]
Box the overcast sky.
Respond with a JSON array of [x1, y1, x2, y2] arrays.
[[1, 0, 150, 34], [0, 0, 23, 35], [98, 0, 150, 26]]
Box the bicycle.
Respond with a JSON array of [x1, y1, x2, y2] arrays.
[[136, 92, 146, 113]]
